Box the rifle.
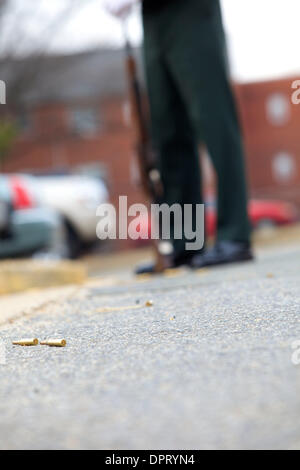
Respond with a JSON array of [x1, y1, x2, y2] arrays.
[[122, 21, 171, 273]]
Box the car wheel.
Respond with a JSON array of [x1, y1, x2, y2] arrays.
[[65, 221, 83, 259], [256, 219, 276, 230]]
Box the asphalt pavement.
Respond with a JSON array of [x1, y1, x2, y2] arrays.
[[0, 243, 300, 449]]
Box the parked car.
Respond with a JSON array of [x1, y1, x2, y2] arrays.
[[0, 174, 65, 259], [136, 198, 299, 245], [34, 174, 112, 258], [205, 198, 299, 237], [0, 176, 12, 238]]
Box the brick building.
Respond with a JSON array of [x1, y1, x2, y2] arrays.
[[2, 48, 300, 212], [236, 77, 300, 206]]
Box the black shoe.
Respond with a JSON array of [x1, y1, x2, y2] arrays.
[[135, 251, 198, 275], [191, 241, 254, 269]]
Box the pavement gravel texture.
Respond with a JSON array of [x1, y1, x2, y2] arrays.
[[0, 244, 300, 450]]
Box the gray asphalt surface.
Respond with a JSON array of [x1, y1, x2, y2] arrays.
[[0, 245, 300, 450]]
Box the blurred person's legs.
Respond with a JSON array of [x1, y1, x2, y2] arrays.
[[136, 9, 204, 274], [139, 0, 252, 273]]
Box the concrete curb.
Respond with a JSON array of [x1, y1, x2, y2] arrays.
[[0, 260, 87, 296], [0, 284, 80, 327], [0, 275, 132, 327]]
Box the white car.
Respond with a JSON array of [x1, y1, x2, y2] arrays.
[[0, 174, 65, 259], [35, 174, 111, 258]]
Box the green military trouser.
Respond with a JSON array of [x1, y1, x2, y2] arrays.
[[142, 0, 251, 257]]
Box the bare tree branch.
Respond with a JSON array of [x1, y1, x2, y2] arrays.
[[0, 0, 94, 110]]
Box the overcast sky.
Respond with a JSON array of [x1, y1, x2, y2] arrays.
[[6, 0, 300, 82]]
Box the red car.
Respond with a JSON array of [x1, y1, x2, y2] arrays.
[[205, 199, 299, 237], [135, 199, 298, 244]]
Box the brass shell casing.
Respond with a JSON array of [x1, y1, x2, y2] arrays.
[[12, 338, 39, 346], [40, 339, 66, 347]]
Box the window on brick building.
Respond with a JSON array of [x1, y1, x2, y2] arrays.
[[266, 93, 291, 127], [16, 112, 32, 135], [69, 107, 100, 136]]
